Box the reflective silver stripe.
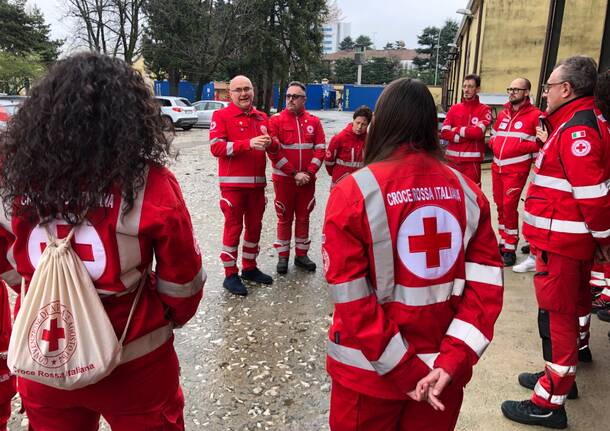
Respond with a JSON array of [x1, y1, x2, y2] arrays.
[[494, 131, 536, 142], [534, 381, 568, 405], [465, 262, 503, 287], [314, 144, 326, 150], [0, 269, 20, 286], [371, 332, 408, 375], [295, 237, 309, 243], [210, 137, 226, 145], [276, 157, 289, 169], [530, 173, 572, 192], [449, 168, 480, 249], [295, 243, 310, 250], [591, 227, 610, 238], [275, 239, 291, 246], [116, 166, 148, 289], [441, 125, 451, 131], [325, 160, 336, 166], [157, 268, 205, 298], [281, 143, 314, 150], [417, 352, 440, 369], [336, 159, 364, 168], [222, 245, 238, 252], [546, 362, 577, 375], [243, 240, 258, 248], [601, 287, 610, 296], [478, 123, 486, 132], [493, 153, 532, 166], [504, 228, 519, 235], [591, 279, 607, 286], [352, 168, 395, 302], [392, 279, 465, 306], [578, 315, 591, 326], [218, 176, 266, 184], [453, 135, 460, 144], [523, 211, 589, 234], [272, 169, 289, 177], [572, 180, 610, 199], [327, 340, 374, 371], [445, 149, 481, 158], [242, 252, 257, 260], [223, 261, 236, 267], [446, 318, 490, 357], [120, 324, 173, 365], [275, 245, 290, 252], [591, 271, 605, 279], [329, 277, 374, 303], [459, 127, 466, 137], [311, 158, 322, 167], [226, 142, 234, 156], [504, 243, 516, 250], [498, 224, 505, 230]]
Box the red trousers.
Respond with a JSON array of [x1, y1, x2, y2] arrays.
[[273, 180, 315, 258], [531, 250, 592, 410], [329, 380, 463, 431], [19, 340, 184, 431], [0, 283, 15, 431], [446, 160, 481, 187], [491, 168, 529, 252], [219, 187, 266, 276]]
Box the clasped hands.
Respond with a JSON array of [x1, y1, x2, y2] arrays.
[[406, 368, 452, 411], [249, 135, 271, 150]]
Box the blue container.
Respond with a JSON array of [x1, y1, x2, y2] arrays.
[[153, 80, 215, 102], [343, 84, 384, 111]]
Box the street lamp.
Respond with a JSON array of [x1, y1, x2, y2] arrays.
[[354, 44, 366, 85], [456, 8, 473, 16]]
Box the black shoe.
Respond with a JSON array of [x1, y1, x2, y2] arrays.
[[223, 274, 248, 296], [294, 255, 316, 272], [597, 308, 610, 322], [578, 346, 593, 363], [521, 244, 531, 254], [277, 257, 288, 275], [501, 400, 567, 429], [518, 371, 578, 399], [241, 268, 273, 285], [502, 251, 517, 266]]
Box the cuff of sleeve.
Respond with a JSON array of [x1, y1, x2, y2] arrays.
[[235, 139, 251, 152], [388, 353, 432, 394], [434, 353, 472, 388]]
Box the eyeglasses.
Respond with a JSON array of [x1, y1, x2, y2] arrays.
[[542, 81, 567, 93], [507, 88, 527, 93], [230, 87, 253, 94], [286, 94, 305, 100]]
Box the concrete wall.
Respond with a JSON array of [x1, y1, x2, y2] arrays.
[[556, 0, 606, 62]]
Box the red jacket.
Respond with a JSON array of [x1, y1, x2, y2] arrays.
[[323, 147, 503, 400], [441, 96, 493, 162], [0, 165, 204, 359], [523, 96, 610, 260], [325, 123, 366, 186], [267, 109, 326, 182], [489, 99, 542, 173], [210, 102, 269, 188]]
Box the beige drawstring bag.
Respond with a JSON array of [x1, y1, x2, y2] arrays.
[[7, 224, 143, 390]]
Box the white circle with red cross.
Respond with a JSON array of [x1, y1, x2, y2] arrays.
[[27, 219, 107, 280], [471, 117, 479, 125], [514, 121, 523, 130], [571, 140, 591, 157], [397, 206, 462, 280], [28, 301, 77, 368], [307, 125, 314, 134]]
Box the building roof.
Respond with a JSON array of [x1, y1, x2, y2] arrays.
[[323, 48, 421, 62]]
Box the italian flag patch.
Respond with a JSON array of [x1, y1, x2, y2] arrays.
[[572, 131, 586, 139]]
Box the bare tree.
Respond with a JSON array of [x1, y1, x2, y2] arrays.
[[66, 0, 144, 63]]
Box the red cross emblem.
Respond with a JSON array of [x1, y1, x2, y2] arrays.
[[41, 318, 65, 352], [408, 217, 452, 268], [40, 225, 94, 261], [571, 140, 591, 157]]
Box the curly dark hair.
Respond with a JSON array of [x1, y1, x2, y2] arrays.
[[353, 105, 372, 122], [0, 52, 173, 224]]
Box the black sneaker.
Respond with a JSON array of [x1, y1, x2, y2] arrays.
[[294, 255, 316, 272], [223, 274, 248, 296], [277, 257, 288, 275], [518, 371, 578, 399], [502, 251, 517, 267], [241, 268, 273, 285], [578, 346, 593, 363], [521, 244, 531, 254], [597, 308, 610, 322], [501, 400, 567, 429]]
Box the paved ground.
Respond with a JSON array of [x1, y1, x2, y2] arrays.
[[7, 110, 610, 430]]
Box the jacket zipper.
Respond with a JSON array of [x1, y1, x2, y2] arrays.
[[296, 115, 302, 171], [498, 112, 518, 174]]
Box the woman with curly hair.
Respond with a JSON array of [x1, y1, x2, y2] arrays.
[[0, 52, 204, 430]]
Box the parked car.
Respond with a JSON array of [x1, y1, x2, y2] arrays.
[[192, 100, 230, 128], [154, 96, 198, 131], [0, 99, 23, 131]]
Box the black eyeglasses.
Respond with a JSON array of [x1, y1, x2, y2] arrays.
[[542, 81, 567, 92], [507, 88, 527, 93], [286, 94, 304, 100]]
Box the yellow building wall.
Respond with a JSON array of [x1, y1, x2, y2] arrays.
[[556, 0, 607, 62], [427, 85, 443, 107], [478, 0, 549, 100]]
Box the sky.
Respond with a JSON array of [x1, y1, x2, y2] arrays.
[[31, 0, 469, 51]]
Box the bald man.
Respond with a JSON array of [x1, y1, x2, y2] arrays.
[[210, 76, 274, 296]]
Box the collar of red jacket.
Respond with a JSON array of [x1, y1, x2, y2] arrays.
[[282, 108, 308, 119], [227, 101, 264, 120], [461, 94, 480, 106], [545, 95, 595, 128], [503, 97, 535, 113]]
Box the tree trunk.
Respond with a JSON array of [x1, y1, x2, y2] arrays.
[[169, 68, 180, 96]]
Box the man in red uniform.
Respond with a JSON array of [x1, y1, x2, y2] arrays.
[[489, 78, 542, 266], [440, 74, 493, 186], [268, 81, 326, 274], [210, 75, 274, 295], [502, 56, 610, 429], [325, 105, 371, 187]]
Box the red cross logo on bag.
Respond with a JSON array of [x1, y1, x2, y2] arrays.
[[28, 301, 77, 368], [397, 206, 462, 279]]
